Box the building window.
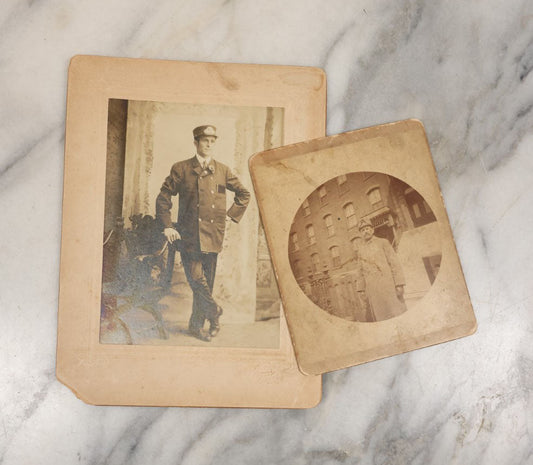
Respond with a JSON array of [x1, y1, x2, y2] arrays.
[[343, 202, 357, 229], [290, 232, 299, 252], [423, 255, 441, 284], [367, 187, 382, 205], [405, 189, 437, 227], [311, 253, 320, 273], [324, 214, 335, 237], [302, 198, 311, 216], [306, 224, 316, 245], [318, 185, 328, 205], [293, 259, 302, 278], [351, 237, 362, 259], [337, 174, 349, 194], [337, 174, 347, 185], [330, 246, 341, 268]]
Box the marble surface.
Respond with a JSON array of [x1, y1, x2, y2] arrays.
[[1, 0, 532, 463]]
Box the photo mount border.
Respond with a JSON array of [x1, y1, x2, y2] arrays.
[[57, 56, 326, 407]]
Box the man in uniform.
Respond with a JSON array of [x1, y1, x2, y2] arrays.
[[356, 219, 407, 322], [156, 125, 250, 341]]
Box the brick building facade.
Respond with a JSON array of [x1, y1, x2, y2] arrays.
[[289, 172, 441, 321]]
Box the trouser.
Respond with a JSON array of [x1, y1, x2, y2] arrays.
[[180, 251, 219, 331]]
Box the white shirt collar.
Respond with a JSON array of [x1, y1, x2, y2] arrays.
[[196, 154, 211, 167]]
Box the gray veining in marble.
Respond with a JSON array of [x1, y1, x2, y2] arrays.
[[1, 0, 532, 464]]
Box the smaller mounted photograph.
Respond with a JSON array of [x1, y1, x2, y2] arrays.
[[250, 119, 477, 375], [288, 172, 441, 323]]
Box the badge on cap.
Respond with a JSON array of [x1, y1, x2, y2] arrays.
[[193, 125, 218, 139]]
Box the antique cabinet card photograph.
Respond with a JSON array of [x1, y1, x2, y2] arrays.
[[57, 56, 325, 407], [250, 120, 477, 375]]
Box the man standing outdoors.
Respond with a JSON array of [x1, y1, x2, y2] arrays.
[[356, 219, 407, 322], [156, 125, 250, 342]]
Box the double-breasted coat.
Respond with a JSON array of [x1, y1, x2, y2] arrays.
[[156, 156, 250, 253]]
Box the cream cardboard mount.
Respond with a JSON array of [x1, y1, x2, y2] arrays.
[[249, 120, 477, 375], [56, 56, 325, 407]]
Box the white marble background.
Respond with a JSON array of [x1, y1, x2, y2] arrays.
[[1, 0, 532, 463]]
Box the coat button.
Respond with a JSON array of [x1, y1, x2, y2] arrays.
[[212, 204, 215, 208], [199, 218, 202, 222], [211, 190, 214, 194], [210, 219, 214, 223]]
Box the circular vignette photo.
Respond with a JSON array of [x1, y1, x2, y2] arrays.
[[288, 171, 442, 323]]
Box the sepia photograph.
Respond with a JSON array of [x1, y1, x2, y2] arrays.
[[101, 99, 283, 348], [288, 172, 441, 322], [57, 57, 325, 406], [250, 120, 476, 374]]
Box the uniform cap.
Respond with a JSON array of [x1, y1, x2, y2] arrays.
[[193, 125, 217, 139], [358, 219, 373, 230]]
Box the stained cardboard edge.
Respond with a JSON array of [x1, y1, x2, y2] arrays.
[[57, 56, 325, 407], [250, 119, 477, 375]]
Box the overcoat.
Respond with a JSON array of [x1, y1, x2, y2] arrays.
[[356, 235, 406, 320], [156, 156, 250, 254]]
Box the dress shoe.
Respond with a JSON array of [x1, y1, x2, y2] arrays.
[[209, 306, 223, 337], [189, 327, 211, 342]]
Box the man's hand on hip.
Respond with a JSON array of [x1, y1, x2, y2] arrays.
[[225, 216, 235, 228], [164, 228, 181, 243], [395, 285, 405, 299]]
